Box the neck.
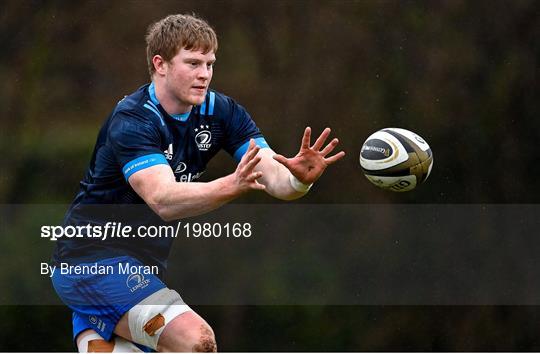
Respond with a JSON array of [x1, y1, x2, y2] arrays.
[[151, 80, 192, 115]]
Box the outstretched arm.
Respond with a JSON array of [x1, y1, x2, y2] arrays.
[[255, 127, 345, 200], [128, 141, 265, 221], [129, 128, 344, 219]]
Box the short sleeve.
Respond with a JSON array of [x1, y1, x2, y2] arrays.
[[220, 96, 269, 162], [108, 112, 168, 180]]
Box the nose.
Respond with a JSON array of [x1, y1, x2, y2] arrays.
[[197, 65, 211, 81]]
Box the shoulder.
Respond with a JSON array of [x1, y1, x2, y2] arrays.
[[111, 84, 164, 130], [105, 85, 163, 142], [212, 90, 235, 107], [115, 84, 150, 113], [204, 90, 251, 121]]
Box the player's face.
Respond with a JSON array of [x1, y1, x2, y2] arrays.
[[165, 48, 216, 108]]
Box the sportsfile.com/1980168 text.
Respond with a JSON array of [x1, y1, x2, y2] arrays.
[[40, 222, 253, 241]]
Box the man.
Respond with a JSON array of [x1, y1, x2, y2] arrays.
[[52, 14, 345, 352]]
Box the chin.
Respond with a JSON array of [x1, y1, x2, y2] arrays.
[[191, 95, 206, 105]]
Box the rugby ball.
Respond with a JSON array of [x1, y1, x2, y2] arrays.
[[359, 128, 433, 192]]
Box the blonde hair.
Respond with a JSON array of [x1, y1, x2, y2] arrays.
[[145, 14, 218, 77]]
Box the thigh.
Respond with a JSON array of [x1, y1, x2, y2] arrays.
[[113, 287, 200, 351], [76, 329, 147, 353], [76, 329, 114, 352], [114, 307, 206, 342], [116, 308, 215, 352], [52, 256, 167, 341]]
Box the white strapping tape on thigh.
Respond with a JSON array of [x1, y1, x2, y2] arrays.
[[78, 333, 144, 353], [78, 333, 103, 353], [128, 288, 192, 350]]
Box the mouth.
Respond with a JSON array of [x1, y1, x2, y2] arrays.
[[191, 85, 206, 93]]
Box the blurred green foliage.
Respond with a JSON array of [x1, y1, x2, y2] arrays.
[[1, 0, 539, 351], [1, 0, 538, 204]]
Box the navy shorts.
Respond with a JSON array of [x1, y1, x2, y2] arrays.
[[51, 256, 166, 341]]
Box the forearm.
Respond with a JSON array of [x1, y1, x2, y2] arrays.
[[264, 170, 307, 201], [130, 142, 265, 221], [152, 174, 240, 221], [256, 149, 308, 201]]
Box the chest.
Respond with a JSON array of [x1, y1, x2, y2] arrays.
[[160, 116, 222, 182]]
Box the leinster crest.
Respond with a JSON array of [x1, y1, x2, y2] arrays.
[[194, 125, 212, 151]]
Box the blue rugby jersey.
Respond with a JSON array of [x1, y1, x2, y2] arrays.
[[53, 83, 269, 272]]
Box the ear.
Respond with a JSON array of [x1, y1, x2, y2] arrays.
[[152, 55, 167, 76]]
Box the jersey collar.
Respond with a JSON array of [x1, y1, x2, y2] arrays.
[[148, 82, 191, 122]]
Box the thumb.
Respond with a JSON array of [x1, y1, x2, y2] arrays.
[[273, 154, 290, 168]]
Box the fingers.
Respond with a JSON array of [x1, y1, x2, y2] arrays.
[[247, 170, 263, 181], [240, 145, 262, 177], [312, 127, 331, 151], [249, 173, 266, 190], [244, 139, 258, 159], [325, 151, 346, 165], [244, 170, 265, 190], [320, 137, 339, 156], [252, 182, 266, 191], [301, 127, 311, 150], [238, 141, 265, 189], [244, 155, 262, 172], [239, 139, 260, 166]]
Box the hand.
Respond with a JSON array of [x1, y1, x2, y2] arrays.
[[233, 139, 266, 193], [273, 127, 345, 184]]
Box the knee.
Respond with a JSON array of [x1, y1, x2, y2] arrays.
[[180, 323, 217, 352], [190, 324, 217, 352], [158, 322, 217, 352]]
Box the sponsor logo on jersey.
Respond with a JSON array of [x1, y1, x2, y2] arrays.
[[164, 144, 173, 160], [89, 315, 106, 332], [175, 162, 187, 174], [173, 162, 205, 182], [177, 170, 205, 182], [126, 273, 150, 293], [194, 125, 212, 151]]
